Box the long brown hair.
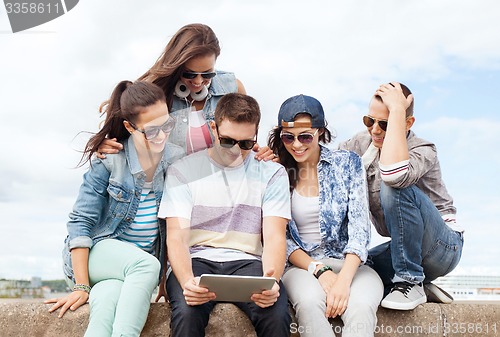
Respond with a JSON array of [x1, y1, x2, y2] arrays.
[[268, 125, 332, 190], [79, 81, 166, 166], [138, 23, 221, 109]]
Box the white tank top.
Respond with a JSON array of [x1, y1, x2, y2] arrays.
[[291, 189, 321, 245]]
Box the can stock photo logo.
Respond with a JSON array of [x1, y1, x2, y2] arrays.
[[3, 0, 79, 33]]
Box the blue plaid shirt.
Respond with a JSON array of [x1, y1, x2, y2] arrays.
[[286, 145, 371, 263]]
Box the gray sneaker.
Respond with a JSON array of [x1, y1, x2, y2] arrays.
[[424, 283, 453, 304], [381, 282, 426, 310]]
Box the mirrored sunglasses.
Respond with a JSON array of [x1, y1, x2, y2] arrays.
[[280, 129, 319, 145], [363, 115, 388, 131], [181, 71, 217, 80]]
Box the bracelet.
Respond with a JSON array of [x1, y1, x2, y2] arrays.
[[314, 265, 333, 279], [72, 284, 91, 293]]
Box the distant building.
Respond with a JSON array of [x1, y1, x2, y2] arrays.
[[433, 274, 500, 300], [0, 278, 44, 298], [31, 276, 42, 288]]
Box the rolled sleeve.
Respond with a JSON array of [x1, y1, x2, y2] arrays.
[[382, 142, 437, 189], [68, 235, 93, 250], [343, 244, 368, 264]]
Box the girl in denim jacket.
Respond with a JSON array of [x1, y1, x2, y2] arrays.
[[98, 24, 273, 160], [269, 95, 383, 337], [45, 80, 183, 337]]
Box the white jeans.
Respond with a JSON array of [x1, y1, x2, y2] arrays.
[[283, 258, 383, 337]]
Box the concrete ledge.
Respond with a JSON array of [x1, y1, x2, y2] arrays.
[[1, 301, 498, 336]]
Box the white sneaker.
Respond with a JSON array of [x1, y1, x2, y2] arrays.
[[381, 282, 427, 310], [424, 283, 453, 304]]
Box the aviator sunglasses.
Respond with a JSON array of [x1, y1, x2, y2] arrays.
[[280, 129, 319, 145], [181, 71, 217, 80], [215, 125, 257, 150], [363, 115, 388, 131], [129, 116, 176, 140]]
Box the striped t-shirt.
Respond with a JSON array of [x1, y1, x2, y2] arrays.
[[159, 149, 291, 261], [117, 182, 158, 253]]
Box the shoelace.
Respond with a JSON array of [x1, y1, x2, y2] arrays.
[[391, 282, 413, 296]]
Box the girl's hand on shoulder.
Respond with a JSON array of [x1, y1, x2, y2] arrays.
[[44, 290, 89, 318], [253, 144, 278, 162], [96, 138, 123, 159]]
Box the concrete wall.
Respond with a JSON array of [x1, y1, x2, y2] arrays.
[[1, 301, 498, 337]]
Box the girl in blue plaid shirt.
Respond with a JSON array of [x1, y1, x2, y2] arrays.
[[269, 95, 383, 337]]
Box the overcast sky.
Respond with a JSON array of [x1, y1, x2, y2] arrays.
[[1, 0, 499, 280]]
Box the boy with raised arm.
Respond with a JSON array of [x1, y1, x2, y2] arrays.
[[339, 83, 464, 310]]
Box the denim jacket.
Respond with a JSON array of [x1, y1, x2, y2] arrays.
[[168, 70, 238, 151], [286, 146, 371, 263], [339, 130, 457, 237], [62, 137, 184, 281]]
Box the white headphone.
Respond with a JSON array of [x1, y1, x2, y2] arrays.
[[174, 81, 209, 101]]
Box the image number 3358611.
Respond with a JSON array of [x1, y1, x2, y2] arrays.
[[3, 0, 79, 33]]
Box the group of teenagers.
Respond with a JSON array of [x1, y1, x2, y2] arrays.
[[45, 24, 464, 337]]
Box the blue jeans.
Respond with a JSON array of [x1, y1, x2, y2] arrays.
[[369, 184, 463, 289], [166, 258, 291, 337]]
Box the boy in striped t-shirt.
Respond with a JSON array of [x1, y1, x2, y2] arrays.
[[159, 93, 291, 337]]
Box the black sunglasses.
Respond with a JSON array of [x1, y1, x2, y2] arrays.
[[215, 125, 257, 150], [280, 129, 319, 145], [363, 115, 388, 131], [129, 117, 176, 141], [181, 71, 217, 80]]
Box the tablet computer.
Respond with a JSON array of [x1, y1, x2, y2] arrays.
[[198, 274, 276, 302]]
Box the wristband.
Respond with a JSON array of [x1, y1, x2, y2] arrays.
[[73, 284, 91, 293], [308, 261, 323, 274], [314, 265, 333, 279]]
